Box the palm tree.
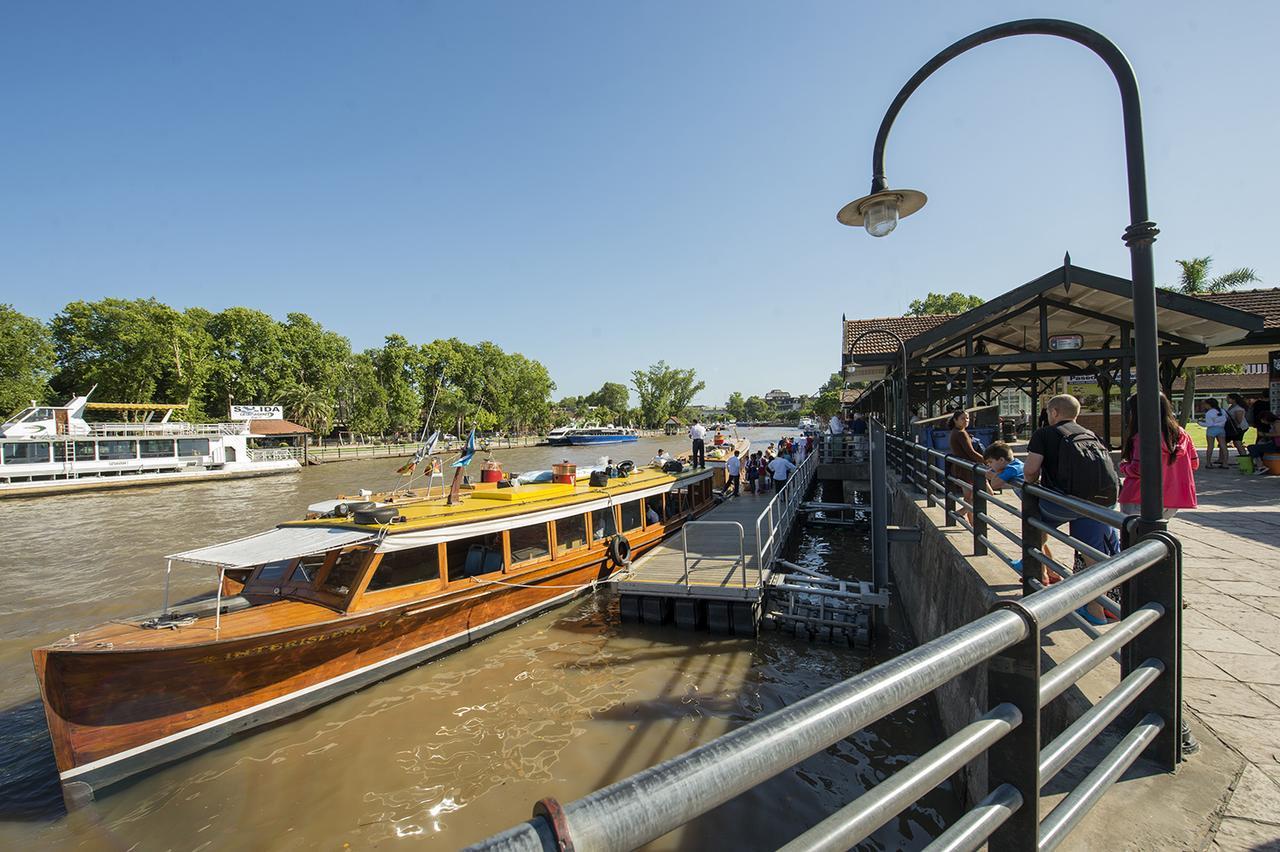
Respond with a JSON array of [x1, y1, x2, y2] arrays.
[[1169, 257, 1260, 422], [282, 383, 335, 438]]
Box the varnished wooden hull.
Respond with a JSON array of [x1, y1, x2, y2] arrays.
[[33, 547, 640, 804]]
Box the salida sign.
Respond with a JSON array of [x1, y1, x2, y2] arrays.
[[229, 405, 284, 421]]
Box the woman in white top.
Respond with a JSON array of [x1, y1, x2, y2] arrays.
[[1200, 397, 1229, 468]]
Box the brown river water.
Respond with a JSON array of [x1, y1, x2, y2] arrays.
[[0, 428, 957, 849]]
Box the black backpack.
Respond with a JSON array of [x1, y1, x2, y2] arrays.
[[1053, 422, 1119, 506]]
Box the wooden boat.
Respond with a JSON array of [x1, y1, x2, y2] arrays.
[[32, 461, 718, 806]]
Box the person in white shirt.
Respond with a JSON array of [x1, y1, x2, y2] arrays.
[[688, 421, 707, 469], [652, 449, 673, 467], [793, 438, 807, 465], [828, 414, 844, 435], [768, 454, 797, 488], [724, 450, 742, 496], [1200, 398, 1229, 468]]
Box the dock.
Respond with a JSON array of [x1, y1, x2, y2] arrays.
[[616, 451, 819, 635]]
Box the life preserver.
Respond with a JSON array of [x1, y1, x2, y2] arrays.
[[608, 534, 632, 567]]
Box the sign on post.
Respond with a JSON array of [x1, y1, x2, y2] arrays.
[[230, 405, 284, 421], [1270, 351, 1280, 416]]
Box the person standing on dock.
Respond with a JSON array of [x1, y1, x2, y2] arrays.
[[768, 452, 796, 490], [725, 450, 742, 497], [689, 420, 707, 469]]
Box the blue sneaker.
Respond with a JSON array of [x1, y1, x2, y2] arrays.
[[1075, 607, 1108, 626]]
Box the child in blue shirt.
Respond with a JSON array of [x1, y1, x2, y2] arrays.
[[981, 441, 1058, 585]]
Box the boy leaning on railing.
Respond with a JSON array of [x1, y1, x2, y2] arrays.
[[980, 441, 1059, 586]]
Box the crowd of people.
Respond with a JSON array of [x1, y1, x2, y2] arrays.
[[1197, 393, 1279, 473]]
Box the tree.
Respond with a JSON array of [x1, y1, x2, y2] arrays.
[[373, 334, 423, 435], [743, 395, 774, 422], [907, 292, 984, 316], [725, 392, 746, 421], [202, 307, 288, 417], [630, 361, 706, 427], [1166, 257, 1260, 422], [584, 382, 630, 422], [0, 304, 55, 416], [810, 372, 844, 418], [281, 382, 335, 436], [337, 351, 390, 436]]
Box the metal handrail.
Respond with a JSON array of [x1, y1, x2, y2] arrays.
[[467, 535, 1177, 852], [752, 449, 818, 574], [680, 520, 747, 590]]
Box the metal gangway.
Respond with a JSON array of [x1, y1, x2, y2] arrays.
[[615, 449, 821, 633]]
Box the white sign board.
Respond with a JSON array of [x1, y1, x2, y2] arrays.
[[230, 405, 283, 421]]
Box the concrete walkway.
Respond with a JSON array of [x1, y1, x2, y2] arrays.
[[1172, 465, 1280, 850]]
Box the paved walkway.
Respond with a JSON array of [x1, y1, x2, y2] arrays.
[[1172, 464, 1280, 849]]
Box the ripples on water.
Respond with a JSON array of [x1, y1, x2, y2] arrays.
[[0, 430, 956, 849]]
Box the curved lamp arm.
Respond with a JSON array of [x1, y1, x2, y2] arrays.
[[845, 329, 909, 434]]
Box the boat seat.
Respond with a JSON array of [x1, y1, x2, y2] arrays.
[[464, 545, 503, 577]]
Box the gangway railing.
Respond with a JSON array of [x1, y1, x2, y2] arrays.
[[752, 449, 819, 575], [468, 419, 1182, 852], [680, 520, 746, 590]]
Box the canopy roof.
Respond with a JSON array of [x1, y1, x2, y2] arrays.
[[249, 419, 312, 436], [843, 261, 1266, 382], [169, 526, 377, 569]]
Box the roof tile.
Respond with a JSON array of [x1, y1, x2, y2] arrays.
[[843, 315, 953, 355]]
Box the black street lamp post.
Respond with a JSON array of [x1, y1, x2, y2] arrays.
[[837, 19, 1164, 531]]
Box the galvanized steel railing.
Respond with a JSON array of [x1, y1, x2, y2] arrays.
[[467, 423, 1182, 852], [752, 448, 819, 573]]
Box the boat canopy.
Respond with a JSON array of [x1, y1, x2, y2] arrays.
[[168, 526, 379, 569]]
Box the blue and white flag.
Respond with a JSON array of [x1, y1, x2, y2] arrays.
[[451, 428, 477, 468]]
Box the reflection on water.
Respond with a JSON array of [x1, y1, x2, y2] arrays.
[[0, 429, 956, 849]]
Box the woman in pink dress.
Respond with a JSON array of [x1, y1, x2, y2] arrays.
[[1117, 392, 1198, 518]]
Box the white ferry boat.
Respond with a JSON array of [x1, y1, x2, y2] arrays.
[[0, 393, 301, 498]]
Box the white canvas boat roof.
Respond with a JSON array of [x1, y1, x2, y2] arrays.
[[168, 526, 378, 569]]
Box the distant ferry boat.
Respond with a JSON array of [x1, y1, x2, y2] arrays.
[[546, 425, 576, 445], [0, 394, 300, 497], [798, 417, 818, 431], [564, 426, 638, 445]]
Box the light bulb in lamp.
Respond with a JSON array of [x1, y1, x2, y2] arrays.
[[837, 188, 928, 236]]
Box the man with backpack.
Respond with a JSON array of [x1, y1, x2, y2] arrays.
[[1022, 394, 1121, 613]]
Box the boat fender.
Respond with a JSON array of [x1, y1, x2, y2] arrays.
[[354, 507, 399, 525], [616, 460, 635, 476], [608, 534, 632, 568]]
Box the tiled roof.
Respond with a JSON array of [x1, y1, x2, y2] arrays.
[[1195, 288, 1280, 328], [248, 419, 312, 435], [1171, 372, 1268, 392], [843, 315, 953, 355]]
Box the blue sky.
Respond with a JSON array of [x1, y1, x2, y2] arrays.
[[3, 2, 1277, 406]]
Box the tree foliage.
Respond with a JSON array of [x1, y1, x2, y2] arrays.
[[906, 292, 984, 316], [630, 361, 706, 427], [0, 304, 56, 416]]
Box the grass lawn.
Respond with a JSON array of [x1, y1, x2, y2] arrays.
[[1182, 421, 1261, 448]]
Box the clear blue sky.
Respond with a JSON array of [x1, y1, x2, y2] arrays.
[[3, 2, 1276, 406]]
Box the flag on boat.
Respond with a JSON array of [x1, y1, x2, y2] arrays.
[[396, 429, 440, 475], [451, 428, 477, 468]]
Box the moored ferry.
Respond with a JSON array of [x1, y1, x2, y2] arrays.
[[32, 458, 718, 806], [564, 425, 638, 445], [0, 394, 300, 497]]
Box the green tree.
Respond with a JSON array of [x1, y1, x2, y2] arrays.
[[337, 351, 390, 436], [583, 381, 630, 422], [725, 391, 746, 421], [630, 361, 706, 428], [373, 334, 423, 435], [202, 307, 288, 416], [281, 382, 335, 436], [906, 292, 984, 316], [810, 372, 844, 418], [1166, 257, 1260, 422], [742, 395, 774, 422], [280, 313, 350, 399], [51, 297, 201, 406], [0, 304, 55, 415]]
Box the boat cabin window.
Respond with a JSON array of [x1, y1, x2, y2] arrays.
[[446, 534, 504, 582], [320, 547, 369, 596], [22, 408, 53, 422], [619, 500, 643, 533], [555, 514, 588, 555], [590, 508, 617, 542], [98, 440, 137, 460], [3, 442, 50, 464], [509, 522, 551, 565], [665, 490, 684, 518], [367, 546, 441, 591], [178, 438, 211, 457], [256, 559, 293, 583], [291, 552, 328, 585], [646, 496, 664, 526], [140, 439, 177, 458], [53, 441, 96, 462]]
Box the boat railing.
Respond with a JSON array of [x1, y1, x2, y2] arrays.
[[679, 521, 746, 590], [246, 447, 303, 463], [751, 448, 818, 574], [83, 422, 246, 438]]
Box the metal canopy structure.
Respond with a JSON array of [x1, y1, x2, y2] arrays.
[[843, 258, 1266, 441]]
